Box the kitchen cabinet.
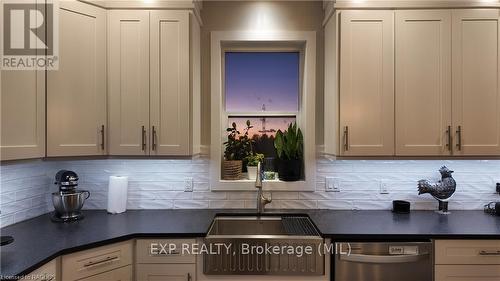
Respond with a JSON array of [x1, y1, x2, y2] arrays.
[[108, 10, 150, 155], [62, 241, 132, 281], [1, 70, 45, 161], [78, 265, 132, 281], [21, 258, 58, 281], [435, 240, 500, 281], [108, 10, 200, 156], [339, 10, 395, 156], [452, 9, 500, 156], [395, 10, 452, 156], [47, 1, 107, 157], [136, 239, 196, 281], [137, 264, 195, 281]]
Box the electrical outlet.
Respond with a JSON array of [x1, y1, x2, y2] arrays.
[[326, 177, 341, 192], [379, 182, 389, 194], [184, 178, 193, 192]]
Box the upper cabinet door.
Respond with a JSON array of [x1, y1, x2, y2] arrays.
[[108, 10, 150, 155], [339, 10, 395, 156], [149, 11, 190, 156], [452, 9, 500, 156], [395, 10, 452, 156], [1, 0, 45, 161], [47, 1, 106, 156]]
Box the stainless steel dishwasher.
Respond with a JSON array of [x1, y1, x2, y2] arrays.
[[335, 242, 432, 281]]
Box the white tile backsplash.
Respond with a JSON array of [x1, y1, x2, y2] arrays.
[[1, 157, 499, 227]]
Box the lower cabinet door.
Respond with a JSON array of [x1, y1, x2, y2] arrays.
[[137, 264, 195, 281], [79, 265, 132, 281], [436, 265, 500, 281]]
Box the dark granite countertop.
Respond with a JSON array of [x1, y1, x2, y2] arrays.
[[1, 209, 499, 279]]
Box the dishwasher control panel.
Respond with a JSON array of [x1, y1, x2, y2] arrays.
[[389, 245, 419, 255]]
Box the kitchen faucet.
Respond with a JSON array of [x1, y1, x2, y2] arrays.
[[255, 162, 272, 214]]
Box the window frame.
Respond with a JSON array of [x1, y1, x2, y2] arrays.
[[210, 31, 316, 191]]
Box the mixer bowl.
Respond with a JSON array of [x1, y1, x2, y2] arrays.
[[52, 190, 90, 219]]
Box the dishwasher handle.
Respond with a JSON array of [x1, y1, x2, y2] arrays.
[[339, 252, 429, 264]]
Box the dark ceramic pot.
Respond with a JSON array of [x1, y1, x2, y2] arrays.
[[276, 158, 302, 181]]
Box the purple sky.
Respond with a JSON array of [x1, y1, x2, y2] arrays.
[[225, 52, 299, 112]]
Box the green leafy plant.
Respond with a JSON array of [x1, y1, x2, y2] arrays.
[[245, 153, 264, 166], [274, 122, 304, 160], [223, 120, 253, 161]]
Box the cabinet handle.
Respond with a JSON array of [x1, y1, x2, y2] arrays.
[[187, 273, 192, 281], [141, 126, 146, 151], [83, 256, 119, 268], [446, 126, 452, 151], [152, 126, 157, 151], [479, 250, 500, 256], [343, 126, 349, 151], [100, 125, 105, 150], [456, 125, 462, 151]]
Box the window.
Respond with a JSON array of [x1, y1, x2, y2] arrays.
[[224, 52, 300, 160], [210, 31, 316, 191]]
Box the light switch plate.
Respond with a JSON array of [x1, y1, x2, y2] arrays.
[[184, 178, 193, 192], [326, 177, 340, 192], [379, 182, 389, 194]]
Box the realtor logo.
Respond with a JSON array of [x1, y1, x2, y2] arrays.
[[1, 0, 58, 70]]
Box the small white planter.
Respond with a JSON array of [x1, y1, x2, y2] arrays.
[[247, 166, 258, 180]]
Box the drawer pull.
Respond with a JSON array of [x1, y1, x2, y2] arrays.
[[151, 250, 180, 256], [479, 250, 500, 256], [83, 256, 119, 268], [187, 273, 192, 281]]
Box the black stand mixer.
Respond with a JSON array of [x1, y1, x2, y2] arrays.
[[51, 170, 90, 222]]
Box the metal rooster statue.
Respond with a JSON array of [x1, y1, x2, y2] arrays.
[[418, 166, 456, 214]]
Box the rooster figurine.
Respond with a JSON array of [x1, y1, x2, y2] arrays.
[[418, 166, 456, 214]]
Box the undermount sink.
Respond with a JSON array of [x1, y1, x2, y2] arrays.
[[204, 215, 324, 276]]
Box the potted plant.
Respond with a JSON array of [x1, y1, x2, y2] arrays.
[[245, 153, 264, 180], [274, 122, 304, 181], [222, 120, 253, 180]]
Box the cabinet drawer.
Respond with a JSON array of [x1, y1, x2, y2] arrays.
[[136, 264, 195, 281], [21, 259, 58, 281], [435, 240, 500, 265], [79, 265, 132, 281], [136, 239, 196, 264], [62, 241, 132, 281], [436, 265, 500, 281]]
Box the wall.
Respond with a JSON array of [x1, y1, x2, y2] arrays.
[[2, 158, 499, 227], [200, 1, 325, 146], [0, 160, 52, 227]]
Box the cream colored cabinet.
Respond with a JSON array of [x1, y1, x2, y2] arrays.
[[108, 10, 199, 156], [435, 240, 500, 281], [62, 241, 132, 281], [21, 258, 59, 281], [0, 0, 45, 161], [78, 265, 132, 281], [47, 1, 107, 157], [150, 11, 191, 156], [452, 9, 500, 156], [339, 10, 395, 156], [137, 264, 195, 281], [395, 10, 452, 156], [1, 70, 45, 161], [108, 10, 150, 155], [136, 239, 196, 281]]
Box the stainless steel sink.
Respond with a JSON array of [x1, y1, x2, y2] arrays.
[[207, 216, 286, 237], [204, 215, 324, 276]]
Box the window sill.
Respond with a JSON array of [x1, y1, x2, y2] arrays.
[[211, 179, 313, 192]]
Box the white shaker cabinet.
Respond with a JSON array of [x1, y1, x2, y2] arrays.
[[149, 10, 191, 156], [108, 10, 151, 155], [395, 10, 452, 156], [0, 0, 45, 161], [452, 9, 500, 156], [339, 10, 395, 156], [108, 10, 199, 156], [47, 1, 107, 156]]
